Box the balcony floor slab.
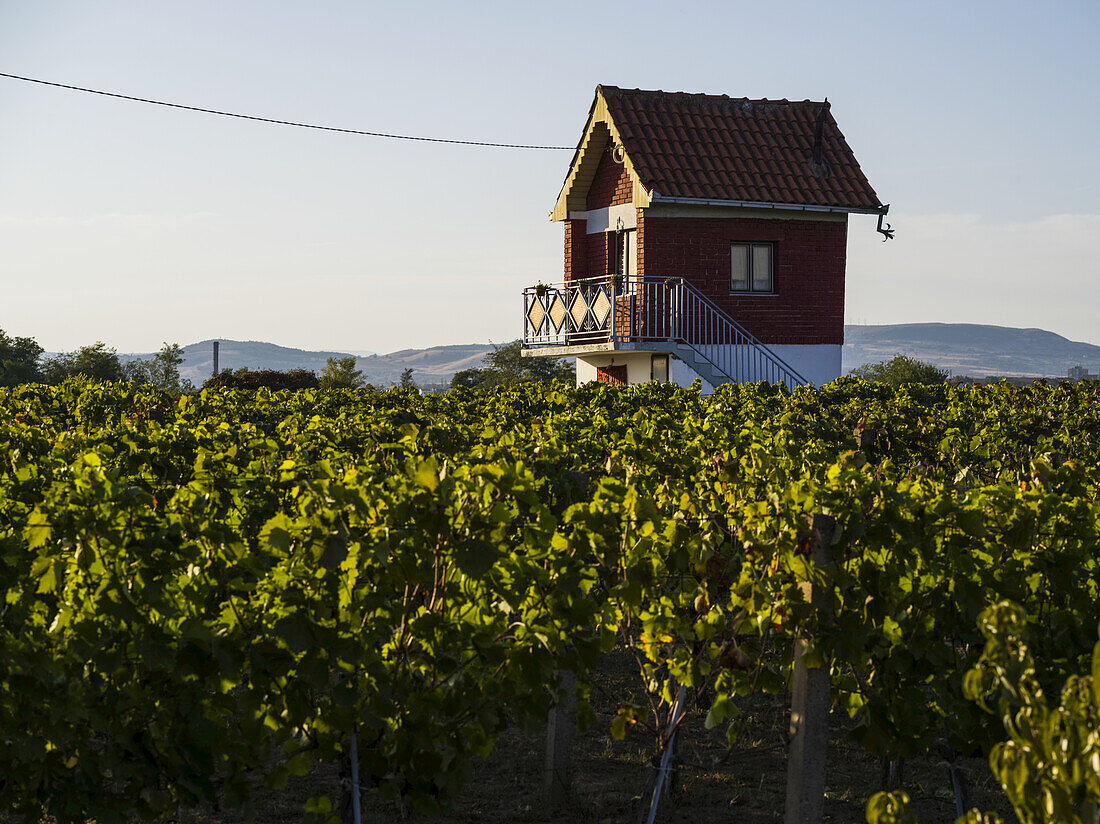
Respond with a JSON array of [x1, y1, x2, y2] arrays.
[[522, 341, 677, 358]]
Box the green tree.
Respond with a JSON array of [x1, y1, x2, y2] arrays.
[[849, 354, 949, 387], [486, 340, 574, 383], [41, 342, 125, 384], [450, 367, 492, 390], [399, 367, 416, 389], [0, 328, 43, 386], [449, 340, 574, 390], [139, 343, 193, 394], [319, 356, 365, 390]]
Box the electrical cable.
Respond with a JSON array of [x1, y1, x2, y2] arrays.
[[0, 71, 574, 150]]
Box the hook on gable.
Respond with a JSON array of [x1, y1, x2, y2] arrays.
[[876, 205, 895, 242]]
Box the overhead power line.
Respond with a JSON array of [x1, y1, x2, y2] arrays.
[[0, 71, 574, 150]]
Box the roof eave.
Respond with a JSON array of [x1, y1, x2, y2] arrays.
[[647, 193, 887, 215]]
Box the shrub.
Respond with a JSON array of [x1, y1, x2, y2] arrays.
[[204, 368, 320, 390], [849, 355, 949, 387]]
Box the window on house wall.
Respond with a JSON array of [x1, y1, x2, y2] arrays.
[[651, 354, 669, 383], [730, 243, 774, 293]]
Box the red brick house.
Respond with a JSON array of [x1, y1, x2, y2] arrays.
[[522, 85, 888, 388]]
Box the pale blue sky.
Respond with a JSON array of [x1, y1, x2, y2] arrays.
[[2, 0, 1098, 352]]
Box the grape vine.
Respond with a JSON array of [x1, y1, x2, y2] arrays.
[[0, 377, 1097, 822]]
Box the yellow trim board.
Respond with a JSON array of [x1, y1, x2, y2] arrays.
[[549, 86, 652, 222]]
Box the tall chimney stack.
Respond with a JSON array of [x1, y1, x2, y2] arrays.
[[212, 341, 220, 376]]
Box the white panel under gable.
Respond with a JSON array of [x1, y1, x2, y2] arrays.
[[567, 204, 637, 234]]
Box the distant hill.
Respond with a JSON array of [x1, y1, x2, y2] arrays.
[[122, 340, 494, 387], [120, 324, 1100, 388], [844, 324, 1100, 378], [167, 340, 359, 385], [355, 344, 495, 387]]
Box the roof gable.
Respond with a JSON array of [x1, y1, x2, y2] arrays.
[[551, 86, 883, 221], [550, 93, 652, 221]]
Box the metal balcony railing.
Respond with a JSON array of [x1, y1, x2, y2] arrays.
[[523, 275, 808, 386]]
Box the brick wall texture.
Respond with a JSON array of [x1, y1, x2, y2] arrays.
[[640, 214, 847, 345], [563, 211, 847, 346], [563, 219, 585, 281], [586, 149, 633, 210]]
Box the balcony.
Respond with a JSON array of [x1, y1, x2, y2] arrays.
[[522, 276, 807, 386]]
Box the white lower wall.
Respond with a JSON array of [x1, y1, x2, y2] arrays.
[[574, 344, 841, 391], [575, 352, 716, 394], [575, 352, 655, 386], [669, 357, 716, 394], [765, 345, 842, 386], [675, 344, 840, 386], [575, 358, 596, 384]]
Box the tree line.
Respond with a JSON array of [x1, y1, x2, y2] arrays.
[[0, 329, 192, 394], [5, 326, 948, 394], [0, 329, 575, 394]]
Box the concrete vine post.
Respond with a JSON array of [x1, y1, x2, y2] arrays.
[[543, 669, 576, 809], [784, 513, 836, 824], [347, 731, 362, 824]]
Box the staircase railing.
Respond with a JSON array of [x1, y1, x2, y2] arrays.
[[523, 275, 808, 386], [668, 278, 809, 386]]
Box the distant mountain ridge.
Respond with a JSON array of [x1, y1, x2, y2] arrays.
[[121, 340, 495, 387], [120, 324, 1100, 387], [843, 324, 1100, 378]]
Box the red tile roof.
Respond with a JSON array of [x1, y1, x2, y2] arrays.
[[600, 86, 883, 212]]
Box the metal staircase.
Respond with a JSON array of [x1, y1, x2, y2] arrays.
[[523, 276, 808, 386]]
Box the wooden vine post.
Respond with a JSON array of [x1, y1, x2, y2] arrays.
[[543, 669, 576, 808], [784, 513, 836, 824]]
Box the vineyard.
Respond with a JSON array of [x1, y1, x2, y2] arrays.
[[1, 378, 1099, 823]]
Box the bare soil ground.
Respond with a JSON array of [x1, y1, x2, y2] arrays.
[[180, 649, 1014, 824]]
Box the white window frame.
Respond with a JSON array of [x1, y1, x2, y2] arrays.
[[730, 242, 775, 294]]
